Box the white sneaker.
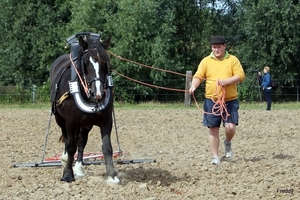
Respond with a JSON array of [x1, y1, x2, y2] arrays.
[[224, 140, 233, 158], [211, 156, 220, 165]]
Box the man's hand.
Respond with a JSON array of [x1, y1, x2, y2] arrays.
[[189, 78, 201, 95], [218, 79, 227, 86], [189, 85, 197, 94]]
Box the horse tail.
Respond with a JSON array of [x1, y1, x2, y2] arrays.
[[59, 135, 65, 143]]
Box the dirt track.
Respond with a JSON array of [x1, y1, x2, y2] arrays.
[[0, 106, 299, 199]]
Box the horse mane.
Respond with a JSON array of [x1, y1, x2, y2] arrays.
[[76, 38, 110, 74], [88, 39, 110, 64]]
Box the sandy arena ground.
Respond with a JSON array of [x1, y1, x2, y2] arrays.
[[0, 105, 299, 199]]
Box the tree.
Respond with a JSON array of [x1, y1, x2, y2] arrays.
[[107, 0, 181, 102], [236, 0, 300, 83], [1, 0, 298, 103], [0, 0, 72, 86]]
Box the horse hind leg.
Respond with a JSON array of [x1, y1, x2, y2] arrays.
[[54, 114, 68, 168], [59, 135, 68, 168], [60, 151, 68, 167], [60, 151, 81, 180], [73, 126, 91, 177], [73, 161, 84, 177], [61, 148, 84, 178]]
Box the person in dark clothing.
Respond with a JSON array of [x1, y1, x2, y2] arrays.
[[258, 66, 272, 110]]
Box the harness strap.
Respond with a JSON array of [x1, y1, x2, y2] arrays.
[[56, 92, 70, 106], [70, 53, 89, 95]]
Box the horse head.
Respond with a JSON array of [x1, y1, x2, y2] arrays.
[[78, 36, 111, 103]]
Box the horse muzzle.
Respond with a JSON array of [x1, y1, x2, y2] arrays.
[[88, 78, 106, 102], [90, 89, 106, 102]]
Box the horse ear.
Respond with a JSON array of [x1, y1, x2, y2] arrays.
[[100, 36, 111, 50], [79, 36, 88, 50]]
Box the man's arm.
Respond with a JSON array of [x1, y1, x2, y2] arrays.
[[189, 77, 201, 94], [220, 56, 245, 86], [219, 75, 242, 86]]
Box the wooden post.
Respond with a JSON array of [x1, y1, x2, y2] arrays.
[[184, 71, 193, 106]]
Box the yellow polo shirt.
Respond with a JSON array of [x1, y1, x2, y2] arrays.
[[193, 52, 245, 101]]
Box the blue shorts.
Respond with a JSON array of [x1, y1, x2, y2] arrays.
[[203, 98, 239, 128]]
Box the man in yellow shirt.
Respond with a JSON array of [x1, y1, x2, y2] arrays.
[[189, 35, 245, 165]]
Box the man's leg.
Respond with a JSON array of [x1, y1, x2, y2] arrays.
[[224, 123, 236, 143], [223, 99, 239, 158], [203, 98, 221, 164], [224, 122, 236, 158], [209, 127, 220, 157]]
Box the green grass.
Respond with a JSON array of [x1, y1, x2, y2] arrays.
[[0, 102, 51, 109], [0, 101, 299, 110], [114, 101, 192, 109], [240, 101, 300, 110]]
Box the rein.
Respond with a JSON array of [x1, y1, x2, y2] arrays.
[[69, 53, 89, 95]]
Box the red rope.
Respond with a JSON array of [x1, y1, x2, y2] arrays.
[[111, 69, 186, 92], [70, 54, 89, 95], [109, 51, 229, 119], [192, 80, 230, 120], [108, 51, 192, 78]]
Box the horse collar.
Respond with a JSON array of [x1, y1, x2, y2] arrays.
[[68, 76, 113, 113]]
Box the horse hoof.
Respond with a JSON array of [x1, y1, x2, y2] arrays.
[[73, 161, 85, 177], [74, 172, 85, 177], [61, 169, 75, 182], [60, 176, 75, 182], [106, 176, 120, 184]]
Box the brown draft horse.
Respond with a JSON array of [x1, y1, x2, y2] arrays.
[[50, 33, 119, 183]]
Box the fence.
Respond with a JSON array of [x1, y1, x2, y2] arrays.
[[0, 84, 49, 103], [0, 78, 299, 104]]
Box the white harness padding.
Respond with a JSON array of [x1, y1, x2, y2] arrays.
[[69, 80, 112, 113]]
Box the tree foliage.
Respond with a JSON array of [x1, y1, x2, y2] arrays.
[[0, 0, 71, 86], [238, 0, 300, 76], [0, 0, 299, 102]]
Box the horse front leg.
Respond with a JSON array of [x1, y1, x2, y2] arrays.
[[61, 125, 78, 182], [101, 120, 120, 184], [73, 126, 91, 177]]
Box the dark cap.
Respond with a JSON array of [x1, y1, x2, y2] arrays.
[[210, 35, 226, 44]]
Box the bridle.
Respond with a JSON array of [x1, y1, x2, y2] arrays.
[[67, 49, 113, 113], [70, 49, 109, 99], [80, 48, 108, 98]]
